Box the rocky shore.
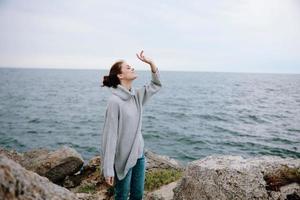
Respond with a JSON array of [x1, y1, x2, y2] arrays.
[[0, 146, 299, 200]]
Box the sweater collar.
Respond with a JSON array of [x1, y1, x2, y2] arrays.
[[112, 84, 135, 100]]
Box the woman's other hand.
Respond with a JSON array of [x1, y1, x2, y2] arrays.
[[105, 176, 114, 186]]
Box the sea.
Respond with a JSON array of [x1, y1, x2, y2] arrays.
[[0, 68, 299, 165]]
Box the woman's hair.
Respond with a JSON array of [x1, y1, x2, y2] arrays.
[[102, 60, 124, 88]]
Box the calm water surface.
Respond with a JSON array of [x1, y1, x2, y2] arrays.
[[0, 68, 299, 164]]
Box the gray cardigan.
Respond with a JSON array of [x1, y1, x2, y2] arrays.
[[101, 70, 162, 180]]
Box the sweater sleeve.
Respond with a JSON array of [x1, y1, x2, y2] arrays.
[[101, 99, 119, 178], [136, 69, 162, 106]]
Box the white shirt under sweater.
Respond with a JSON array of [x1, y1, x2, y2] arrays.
[[101, 69, 162, 180]]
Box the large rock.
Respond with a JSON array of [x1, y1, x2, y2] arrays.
[[65, 155, 115, 200], [63, 156, 102, 188], [145, 181, 178, 200], [0, 155, 79, 200], [173, 155, 300, 200], [21, 146, 84, 183], [0, 146, 84, 183], [145, 150, 184, 172], [0, 147, 24, 163]]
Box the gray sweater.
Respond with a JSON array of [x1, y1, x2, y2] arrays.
[[101, 70, 162, 180]]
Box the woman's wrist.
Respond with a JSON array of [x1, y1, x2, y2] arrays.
[[149, 62, 157, 73]]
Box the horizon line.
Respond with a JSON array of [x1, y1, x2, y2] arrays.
[[0, 66, 299, 75]]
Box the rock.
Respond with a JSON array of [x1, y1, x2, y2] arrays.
[[278, 183, 300, 200], [22, 148, 51, 162], [264, 165, 300, 191], [0, 147, 24, 164], [0, 147, 189, 200], [63, 173, 84, 188], [0, 146, 84, 183], [0, 155, 79, 200], [64, 156, 103, 188], [76, 192, 105, 200], [76, 193, 96, 200], [145, 181, 178, 200], [21, 146, 84, 183], [76, 191, 114, 200], [145, 150, 184, 172], [70, 150, 184, 200], [173, 155, 300, 200], [67, 156, 114, 200]]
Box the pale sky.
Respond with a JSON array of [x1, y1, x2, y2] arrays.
[[0, 0, 299, 73]]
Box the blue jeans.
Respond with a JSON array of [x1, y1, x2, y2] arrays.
[[114, 154, 146, 200]]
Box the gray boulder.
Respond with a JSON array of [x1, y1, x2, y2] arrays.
[[0, 147, 24, 163], [145, 181, 178, 200], [63, 156, 103, 188], [145, 150, 184, 172], [173, 155, 300, 200], [0, 155, 79, 200], [21, 146, 84, 183]]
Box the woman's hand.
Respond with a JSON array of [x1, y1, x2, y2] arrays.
[[105, 176, 114, 186], [136, 50, 157, 73], [136, 50, 153, 65]]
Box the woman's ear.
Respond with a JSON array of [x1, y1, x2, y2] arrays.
[[117, 74, 123, 80]]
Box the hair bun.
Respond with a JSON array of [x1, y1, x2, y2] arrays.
[[101, 61, 123, 88], [102, 74, 120, 88], [102, 75, 111, 87]]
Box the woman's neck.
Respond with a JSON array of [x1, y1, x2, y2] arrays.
[[120, 80, 132, 91]]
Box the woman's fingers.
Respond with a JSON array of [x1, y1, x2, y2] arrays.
[[139, 50, 145, 59], [136, 50, 151, 64], [110, 177, 114, 186], [136, 50, 145, 61], [136, 53, 142, 61], [139, 50, 144, 58], [105, 177, 109, 185], [105, 177, 114, 186]]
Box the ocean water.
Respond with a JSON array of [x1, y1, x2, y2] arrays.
[[0, 68, 299, 164]]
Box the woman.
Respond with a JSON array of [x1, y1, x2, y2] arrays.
[[101, 50, 162, 199]]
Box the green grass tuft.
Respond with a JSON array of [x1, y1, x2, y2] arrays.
[[145, 169, 183, 191], [77, 184, 97, 194]]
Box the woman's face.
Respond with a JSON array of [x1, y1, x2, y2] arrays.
[[118, 62, 138, 81]]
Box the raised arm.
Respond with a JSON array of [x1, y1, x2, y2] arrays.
[[136, 50, 162, 105]]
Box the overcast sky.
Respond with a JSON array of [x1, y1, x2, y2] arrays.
[[0, 0, 299, 73]]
